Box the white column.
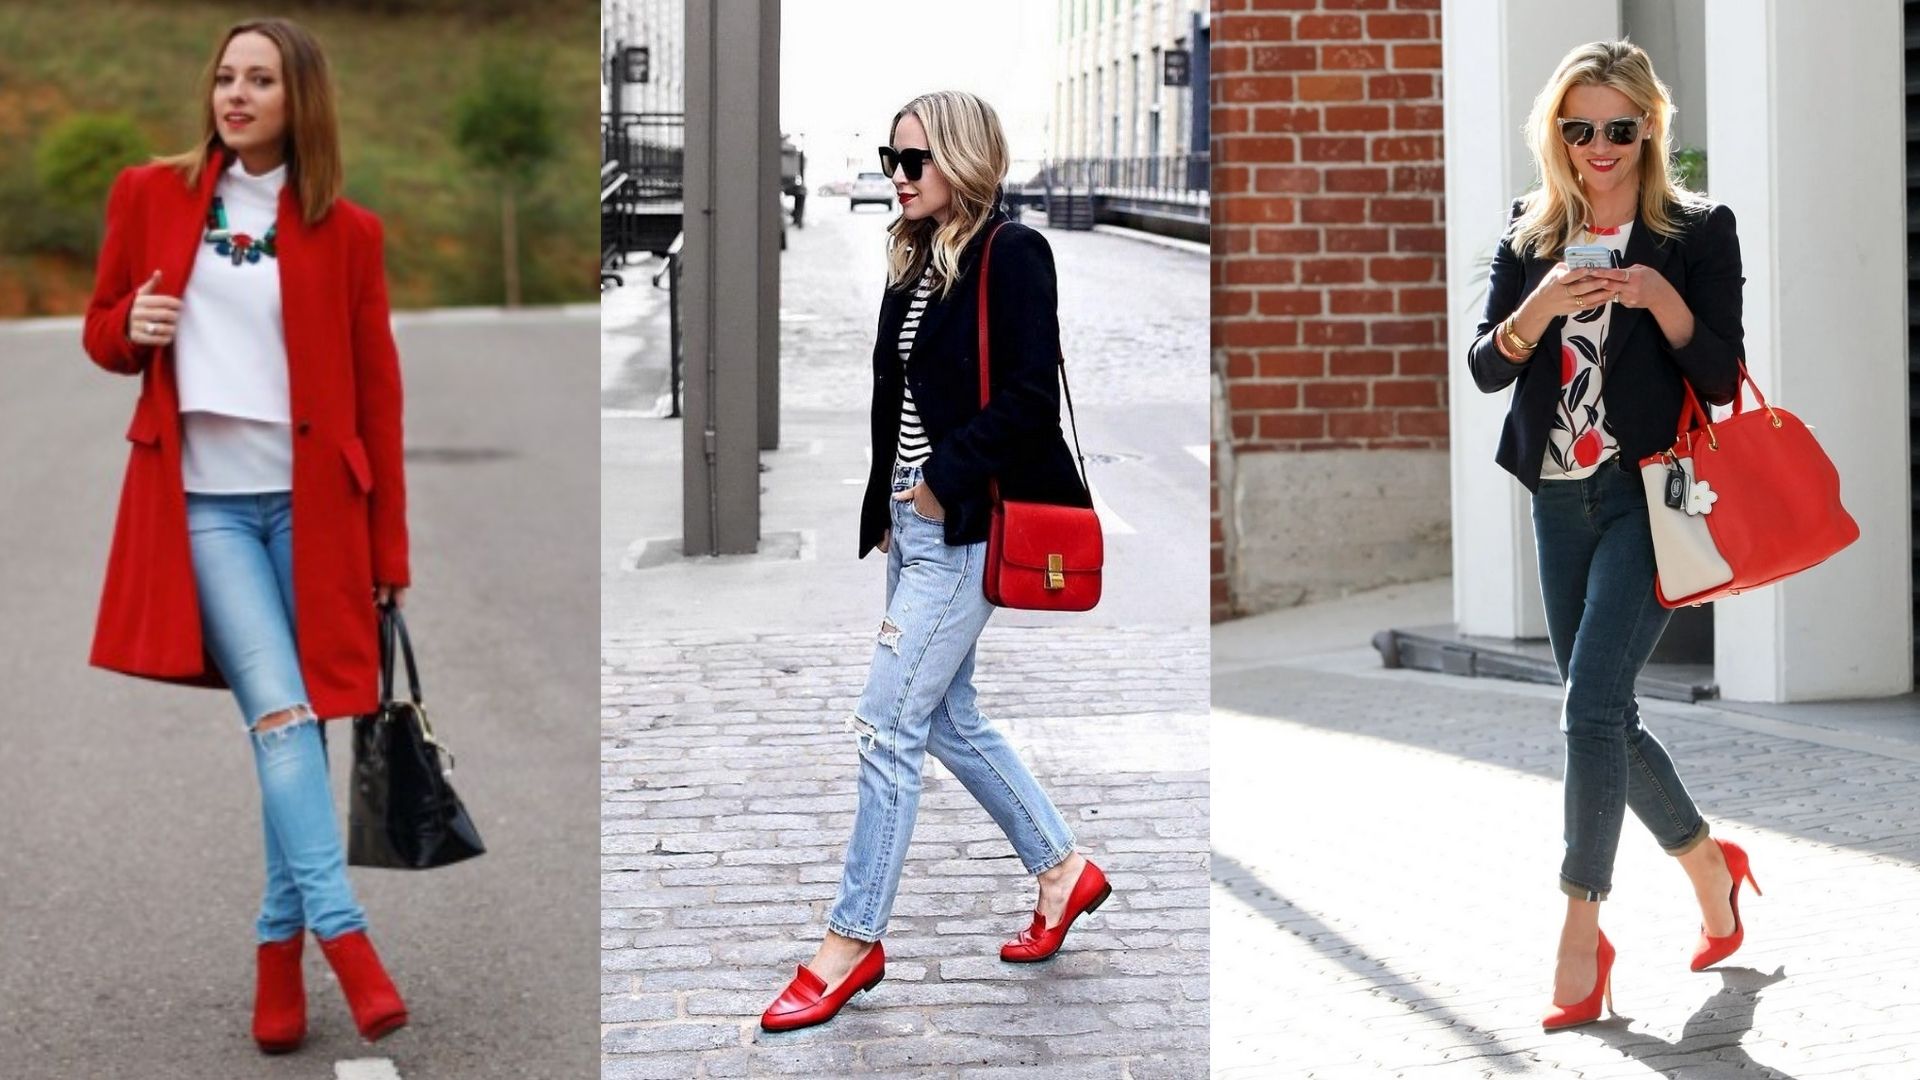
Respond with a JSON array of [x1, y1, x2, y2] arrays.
[[1704, 0, 1912, 700], [1442, 0, 1621, 638]]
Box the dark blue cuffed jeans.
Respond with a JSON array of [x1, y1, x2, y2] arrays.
[[1531, 462, 1711, 901]]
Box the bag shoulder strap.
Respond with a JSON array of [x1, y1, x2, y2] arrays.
[[976, 222, 1091, 492]]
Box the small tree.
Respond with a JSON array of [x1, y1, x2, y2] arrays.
[[35, 113, 150, 256], [452, 52, 555, 307]]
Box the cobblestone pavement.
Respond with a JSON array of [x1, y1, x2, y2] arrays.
[[602, 625, 1209, 1079], [1212, 647, 1920, 1080]]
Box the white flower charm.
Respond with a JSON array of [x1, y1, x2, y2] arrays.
[[1685, 478, 1719, 516]]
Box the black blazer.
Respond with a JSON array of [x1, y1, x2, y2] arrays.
[[859, 209, 1090, 557], [1466, 198, 1745, 491]]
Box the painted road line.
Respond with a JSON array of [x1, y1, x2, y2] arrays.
[[1089, 481, 1136, 535], [335, 1059, 402, 1080]]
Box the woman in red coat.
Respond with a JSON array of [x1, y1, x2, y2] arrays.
[[83, 18, 409, 1053]]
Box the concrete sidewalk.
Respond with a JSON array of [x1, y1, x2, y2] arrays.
[[1212, 578, 1920, 1079]]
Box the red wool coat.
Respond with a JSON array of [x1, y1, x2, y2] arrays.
[[83, 152, 409, 720]]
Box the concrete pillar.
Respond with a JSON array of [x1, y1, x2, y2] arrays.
[[1441, 0, 1621, 638], [758, 2, 781, 452], [682, 0, 776, 554], [1702, 0, 1912, 700]]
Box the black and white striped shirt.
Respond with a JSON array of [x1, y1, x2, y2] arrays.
[[894, 265, 937, 467]]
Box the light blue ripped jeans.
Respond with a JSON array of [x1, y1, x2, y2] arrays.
[[186, 492, 368, 944], [826, 463, 1078, 942]]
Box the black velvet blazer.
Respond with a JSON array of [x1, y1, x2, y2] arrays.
[[859, 209, 1090, 557], [1466, 198, 1745, 491]]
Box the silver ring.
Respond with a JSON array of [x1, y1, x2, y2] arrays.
[[143, 321, 155, 336]]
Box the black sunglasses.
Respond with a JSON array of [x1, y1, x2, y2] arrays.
[[879, 146, 935, 182], [1557, 114, 1646, 147]]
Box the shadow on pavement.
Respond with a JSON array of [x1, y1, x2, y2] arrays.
[[1210, 850, 1543, 1076], [1212, 664, 1920, 871], [1583, 966, 1796, 1079]]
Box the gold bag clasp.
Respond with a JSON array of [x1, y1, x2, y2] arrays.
[[1046, 553, 1065, 590]]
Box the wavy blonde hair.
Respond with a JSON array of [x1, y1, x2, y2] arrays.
[[884, 91, 1008, 299], [1512, 40, 1706, 259], [159, 17, 344, 226]]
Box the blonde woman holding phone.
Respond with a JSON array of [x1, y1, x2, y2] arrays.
[[1465, 41, 1757, 1030]]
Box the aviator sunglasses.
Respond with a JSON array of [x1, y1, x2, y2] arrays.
[[879, 145, 935, 182], [1557, 114, 1647, 147]]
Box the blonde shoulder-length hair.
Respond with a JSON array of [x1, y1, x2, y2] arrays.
[[884, 90, 1008, 299], [1512, 40, 1707, 260], [158, 17, 344, 226]]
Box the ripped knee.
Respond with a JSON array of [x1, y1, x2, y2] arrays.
[[877, 617, 903, 653], [847, 714, 880, 757], [251, 704, 316, 735]]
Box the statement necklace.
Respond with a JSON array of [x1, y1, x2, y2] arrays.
[[203, 196, 278, 266]]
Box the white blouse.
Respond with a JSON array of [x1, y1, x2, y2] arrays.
[[174, 158, 292, 494]]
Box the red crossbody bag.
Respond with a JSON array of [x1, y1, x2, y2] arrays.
[[975, 222, 1104, 611]]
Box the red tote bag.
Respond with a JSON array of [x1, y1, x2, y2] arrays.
[[1636, 363, 1859, 608], [976, 223, 1104, 611]]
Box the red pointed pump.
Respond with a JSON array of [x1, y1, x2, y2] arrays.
[[1000, 858, 1112, 963], [1542, 929, 1616, 1031], [252, 934, 307, 1054], [318, 929, 409, 1042], [1691, 838, 1762, 971], [760, 940, 885, 1032]]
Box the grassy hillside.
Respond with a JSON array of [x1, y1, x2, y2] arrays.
[[0, 0, 597, 315]]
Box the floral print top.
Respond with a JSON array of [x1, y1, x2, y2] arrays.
[[1541, 222, 1630, 480]]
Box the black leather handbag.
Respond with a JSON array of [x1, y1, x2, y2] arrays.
[[347, 605, 486, 870]]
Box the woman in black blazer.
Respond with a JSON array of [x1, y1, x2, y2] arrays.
[[759, 91, 1108, 1034], [1466, 42, 1756, 1031]]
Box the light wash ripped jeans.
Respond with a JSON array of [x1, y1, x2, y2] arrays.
[[186, 491, 369, 944], [826, 463, 1078, 942]]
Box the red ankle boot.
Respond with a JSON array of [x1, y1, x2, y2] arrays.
[[252, 934, 307, 1054], [318, 929, 409, 1042], [1001, 859, 1112, 963]]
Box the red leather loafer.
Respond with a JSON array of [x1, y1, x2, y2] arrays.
[[1001, 859, 1112, 963], [760, 941, 885, 1032]]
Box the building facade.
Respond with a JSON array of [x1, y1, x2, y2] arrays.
[[1054, 0, 1209, 167], [1209, 0, 1450, 620], [602, 0, 684, 117]]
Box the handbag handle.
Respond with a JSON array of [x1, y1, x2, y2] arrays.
[[1673, 361, 1783, 453], [976, 221, 1092, 494], [377, 603, 423, 707]]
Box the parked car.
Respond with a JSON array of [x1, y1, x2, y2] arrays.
[[849, 171, 894, 211]]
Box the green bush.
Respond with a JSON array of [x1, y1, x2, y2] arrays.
[[35, 112, 150, 219]]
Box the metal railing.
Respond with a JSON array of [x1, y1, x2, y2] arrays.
[[601, 111, 685, 202], [652, 232, 685, 418], [1026, 152, 1211, 204]]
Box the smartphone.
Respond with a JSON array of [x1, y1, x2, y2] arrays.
[[1564, 244, 1613, 271]]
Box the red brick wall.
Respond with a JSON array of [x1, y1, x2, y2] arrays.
[[1210, 0, 1448, 621]]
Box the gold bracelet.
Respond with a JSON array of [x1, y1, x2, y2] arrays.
[[1502, 316, 1539, 353]]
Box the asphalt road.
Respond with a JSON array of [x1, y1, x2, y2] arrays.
[[0, 309, 600, 1079], [601, 200, 1210, 635]]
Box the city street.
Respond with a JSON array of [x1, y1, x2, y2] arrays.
[[600, 198, 1212, 1076], [0, 310, 601, 1079], [601, 199, 1211, 635], [1211, 580, 1920, 1080]]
